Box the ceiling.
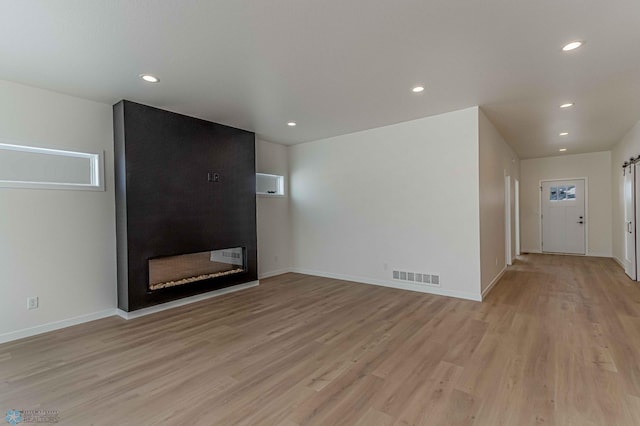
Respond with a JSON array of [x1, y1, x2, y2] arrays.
[[1, 1, 639, 159]]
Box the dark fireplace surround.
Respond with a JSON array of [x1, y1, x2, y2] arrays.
[[114, 100, 257, 312]]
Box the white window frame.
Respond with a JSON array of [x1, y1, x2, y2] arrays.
[[0, 139, 104, 191]]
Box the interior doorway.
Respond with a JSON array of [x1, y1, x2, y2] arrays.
[[515, 179, 520, 256], [540, 179, 586, 255], [505, 175, 512, 265]]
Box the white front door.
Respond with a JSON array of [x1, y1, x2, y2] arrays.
[[624, 164, 636, 280], [541, 179, 586, 254]]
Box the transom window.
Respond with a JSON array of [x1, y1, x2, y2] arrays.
[[0, 140, 104, 191]]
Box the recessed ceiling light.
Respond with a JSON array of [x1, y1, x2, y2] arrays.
[[140, 74, 159, 83], [559, 148, 567, 152], [287, 122, 297, 127], [562, 41, 583, 52], [560, 103, 574, 108], [560, 132, 569, 136], [412, 86, 425, 93]]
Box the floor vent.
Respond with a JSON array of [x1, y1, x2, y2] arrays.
[[392, 270, 440, 287]]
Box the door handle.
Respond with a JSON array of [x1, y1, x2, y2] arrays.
[[628, 222, 633, 233]]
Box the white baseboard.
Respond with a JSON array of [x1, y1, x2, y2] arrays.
[[521, 248, 542, 254], [481, 267, 506, 300], [586, 251, 613, 258], [259, 268, 293, 279], [290, 268, 481, 302], [613, 257, 625, 269], [522, 248, 613, 259], [116, 280, 259, 320], [0, 281, 261, 344], [0, 308, 117, 345]]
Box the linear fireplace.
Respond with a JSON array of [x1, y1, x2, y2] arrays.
[[149, 248, 246, 290], [113, 100, 257, 312]]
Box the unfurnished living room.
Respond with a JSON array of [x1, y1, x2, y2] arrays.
[[1, 1, 640, 425]]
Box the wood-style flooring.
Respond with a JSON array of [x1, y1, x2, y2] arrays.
[[1, 254, 640, 425]]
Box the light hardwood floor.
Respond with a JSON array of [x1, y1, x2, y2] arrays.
[[2, 255, 640, 425]]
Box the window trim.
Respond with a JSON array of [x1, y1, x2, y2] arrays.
[[0, 139, 105, 191]]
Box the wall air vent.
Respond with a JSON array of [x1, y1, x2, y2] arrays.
[[392, 270, 440, 287]]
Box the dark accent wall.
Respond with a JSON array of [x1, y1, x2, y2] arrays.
[[113, 100, 257, 312]]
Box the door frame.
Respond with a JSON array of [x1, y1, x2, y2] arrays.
[[538, 177, 589, 255], [515, 179, 520, 256], [505, 175, 512, 265], [623, 163, 637, 280]]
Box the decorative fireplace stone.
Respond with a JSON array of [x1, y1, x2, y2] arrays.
[[148, 248, 246, 290]]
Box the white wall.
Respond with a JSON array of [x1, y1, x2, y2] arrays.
[[520, 151, 612, 257], [611, 119, 640, 264], [0, 80, 116, 342], [478, 109, 519, 294], [256, 139, 292, 278], [289, 107, 483, 300]]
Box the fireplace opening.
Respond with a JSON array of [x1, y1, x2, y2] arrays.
[[148, 247, 246, 291]]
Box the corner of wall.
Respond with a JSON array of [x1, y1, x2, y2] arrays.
[[477, 109, 520, 294], [287, 108, 484, 299], [256, 139, 293, 278]]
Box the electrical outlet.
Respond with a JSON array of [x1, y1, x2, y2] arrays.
[[383, 263, 388, 271], [27, 296, 39, 310], [274, 255, 278, 264], [495, 257, 498, 266]]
